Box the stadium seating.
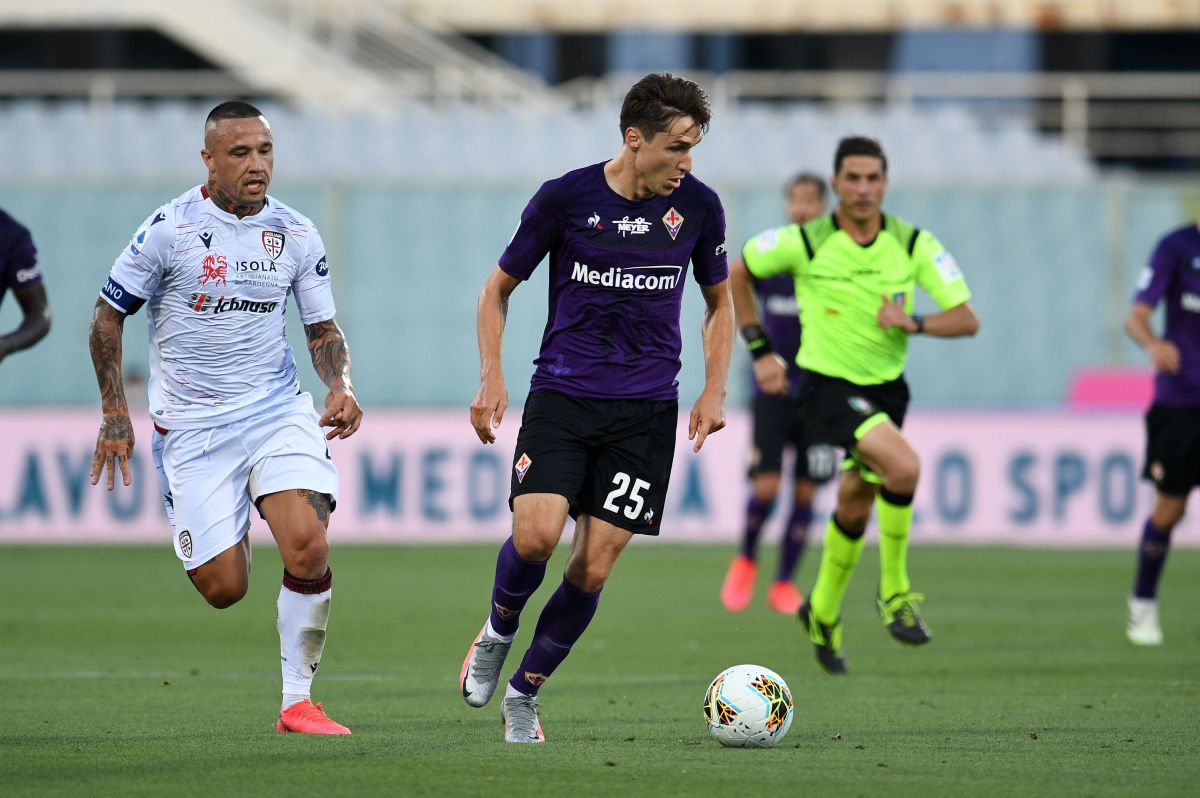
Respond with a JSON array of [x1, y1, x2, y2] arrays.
[[0, 99, 1093, 182]]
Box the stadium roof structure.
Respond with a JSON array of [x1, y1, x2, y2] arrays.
[[0, 0, 552, 110], [400, 0, 1200, 32]]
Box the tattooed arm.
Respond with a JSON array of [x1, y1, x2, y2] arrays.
[[304, 317, 363, 440], [88, 299, 135, 490]]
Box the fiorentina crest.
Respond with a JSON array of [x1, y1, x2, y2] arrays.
[[262, 230, 285, 259], [662, 207, 684, 240], [515, 452, 533, 483]]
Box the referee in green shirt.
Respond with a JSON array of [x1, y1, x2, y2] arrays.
[[732, 137, 980, 674]]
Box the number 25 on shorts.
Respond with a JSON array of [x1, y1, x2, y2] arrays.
[[603, 472, 651, 520]]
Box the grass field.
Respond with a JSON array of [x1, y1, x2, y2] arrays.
[[2, 542, 1197, 797]]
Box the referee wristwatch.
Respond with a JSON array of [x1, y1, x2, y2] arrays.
[[911, 314, 925, 334]]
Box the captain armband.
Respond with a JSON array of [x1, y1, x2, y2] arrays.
[[739, 323, 775, 361], [100, 276, 145, 315]]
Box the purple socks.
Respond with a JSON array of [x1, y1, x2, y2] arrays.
[[1133, 518, 1173, 600], [508, 577, 601, 696], [488, 536, 548, 637], [777, 504, 814, 581], [739, 495, 775, 560]]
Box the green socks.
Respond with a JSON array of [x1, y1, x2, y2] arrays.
[[876, 492, 914, 598], [809, 518, 865, 626]]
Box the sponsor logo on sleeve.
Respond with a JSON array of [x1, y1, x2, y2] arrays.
[[315, 255, 329, 277], [14, 266, 41, 283], [753, 228, 779, 254], [714, 242, 727, 257], [151, 211, 167, 226], [1136, 266, 1153, 290], [261, 230, 285, 259], [932, 250, 962, 282], [129, 229, 149, 256], [1181, 292, 1200, 313], [662, 207, 684, 240]]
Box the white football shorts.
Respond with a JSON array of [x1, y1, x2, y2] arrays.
[[150, 391, 340, 570]]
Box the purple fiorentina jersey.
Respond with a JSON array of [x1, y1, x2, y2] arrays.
[[1135, 223, 1200, 406], [752, 273, 803, 398], [499, 162, 728, 400], [0, 209, 40, 309]]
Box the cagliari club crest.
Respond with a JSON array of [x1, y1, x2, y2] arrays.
[[262, 230, 285, 259]]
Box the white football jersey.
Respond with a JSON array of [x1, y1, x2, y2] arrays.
[[101, 186, 336, 429]]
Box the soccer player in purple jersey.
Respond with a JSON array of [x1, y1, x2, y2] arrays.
[[721, 174, 837, 615], [0, 208, 51, 362], [1125, 221, 1200, 645], [461, 73, 733, 743]]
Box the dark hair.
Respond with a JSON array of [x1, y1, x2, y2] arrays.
[[834, 136, 887, 175], [787, 172, 828, 200], [205, 100, 264, 129], [619, 73, 711, 140]]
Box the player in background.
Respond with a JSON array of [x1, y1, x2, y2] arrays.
[[732, 137, 979, 674], [462, 73, 733, 743], [0, 208, 51, 362], [721, 174, 837, 614], [1124, 221, 1200, 646], [88, 101, 363, 733]]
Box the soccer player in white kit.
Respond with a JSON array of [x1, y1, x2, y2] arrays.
[[88, 101, 363, 735]]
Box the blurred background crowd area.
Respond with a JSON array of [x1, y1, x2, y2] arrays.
[[1, 0, 1198, 410]]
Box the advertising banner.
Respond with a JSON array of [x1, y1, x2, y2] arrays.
[[0, 409, 1187, 547]]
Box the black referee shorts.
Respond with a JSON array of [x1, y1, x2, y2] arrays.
[[797, 371, 910, 478]]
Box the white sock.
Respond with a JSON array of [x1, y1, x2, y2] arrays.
[[278, 571, 332, 710], [485, 617, 515, 644]]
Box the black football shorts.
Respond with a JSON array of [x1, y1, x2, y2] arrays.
[[749, 393, 838, 483], [1142, 403, 1200, 496], [509, 390, 678, 535]]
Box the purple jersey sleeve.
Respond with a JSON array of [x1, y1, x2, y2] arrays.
[[0, 213, 39, 292], [498, 188, 559, 281], [691, 193, 729, 285], [1134, 234, 1176, 307]]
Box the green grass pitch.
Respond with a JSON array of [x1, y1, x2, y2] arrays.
[[1, 543, 1196, 797]]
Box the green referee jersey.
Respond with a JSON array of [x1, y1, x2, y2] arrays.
[[743, 212, 971, 385]]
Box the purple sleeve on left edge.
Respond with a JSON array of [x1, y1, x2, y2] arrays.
[[498, 199, 557, 281], [1135, 236, 1176, 307]]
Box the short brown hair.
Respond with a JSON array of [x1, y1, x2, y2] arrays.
[[619, 73, 711, 140]]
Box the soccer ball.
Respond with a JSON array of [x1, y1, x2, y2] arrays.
[[703, 664, 794, 748]]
